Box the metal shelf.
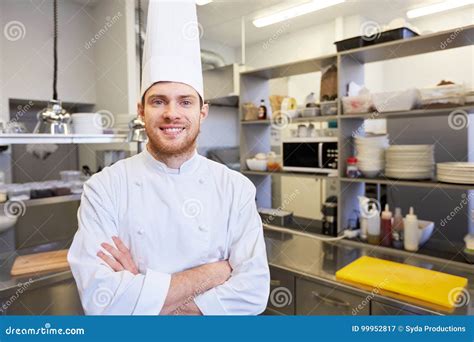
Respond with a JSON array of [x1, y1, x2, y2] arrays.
[[206, 95, 239, 108], [242, 170, 338, 179], [339, 24, 474, 64], [240, 115, 339, 125], [339, 106, 474, 120], [241, 54, 337, 79], [240, 120, 271, 125], [0, 133, 128, 144], [340, 177, 474, 190], [0, 194, 81, 208]]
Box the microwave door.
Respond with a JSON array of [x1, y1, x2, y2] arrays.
[[282, 142, 319, 172]]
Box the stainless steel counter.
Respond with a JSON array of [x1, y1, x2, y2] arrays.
[[0, 241, 72, 297], [0, 231, 472, 315], [264, 225, 474, 315]]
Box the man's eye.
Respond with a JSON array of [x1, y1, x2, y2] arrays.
[[153, 100, 164, 105], [182, 100, 192, 106]]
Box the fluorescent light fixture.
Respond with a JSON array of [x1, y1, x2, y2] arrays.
[[253, 0, 345, 28], [407, 0, 474, 18], [196, 0, 212, 6]]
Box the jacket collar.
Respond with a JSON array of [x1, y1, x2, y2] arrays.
[[142, 146, 200, 175]]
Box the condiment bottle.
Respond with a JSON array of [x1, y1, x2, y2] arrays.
[[367, 203, 381, 245], [380, 204, 392, 247], [392, 207, 404, 249], [346, 157, 359, 178], [404, 207, 419, 252], [258, 99, 267, 120]]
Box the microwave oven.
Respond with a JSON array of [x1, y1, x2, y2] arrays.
[[281, 137, 338, 173]]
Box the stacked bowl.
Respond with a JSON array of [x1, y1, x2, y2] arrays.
[[385, 145, 435, 179], [354, 134, 389, 178]]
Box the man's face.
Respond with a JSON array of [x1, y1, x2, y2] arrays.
[[138, 82, 208, 156]]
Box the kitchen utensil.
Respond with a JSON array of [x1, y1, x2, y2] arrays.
[[246, 158, 267, 171], [336, 256, 468, 310], [11, 249, 69, 276], [34, 100, 72, 134], [321, 196, 337, 236]]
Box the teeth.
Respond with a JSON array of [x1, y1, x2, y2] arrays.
[[163, 127, 183, 133]]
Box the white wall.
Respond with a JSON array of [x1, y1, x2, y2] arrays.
[[0, 0, 97, 120]]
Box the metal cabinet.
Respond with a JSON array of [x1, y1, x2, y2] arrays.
[[266, 267, 295, 315], [1, 279, 83, 315], [296, 278, 369, 315]]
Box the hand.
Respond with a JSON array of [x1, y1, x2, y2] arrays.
[[97, 236, 139, 275]]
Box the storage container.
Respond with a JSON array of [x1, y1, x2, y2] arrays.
[[342, 95, 373, 114]]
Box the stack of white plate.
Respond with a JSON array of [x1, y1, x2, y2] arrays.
[[437, 162, 474, 184], [71, 113, 102, 134], [354, 134, 389, 178], [385, 145, 434, 179]]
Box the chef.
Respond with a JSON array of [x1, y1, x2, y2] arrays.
[[67, 0, 270, 315]]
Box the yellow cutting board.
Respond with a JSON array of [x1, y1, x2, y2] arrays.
[[11, 249, 69, 276], [335, 256, 468, 309]]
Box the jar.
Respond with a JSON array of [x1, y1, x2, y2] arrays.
[[346, 157, 359, 178]]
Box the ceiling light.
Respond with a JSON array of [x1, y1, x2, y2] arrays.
[[196, 0, 212, 6], [253, 0, 345, 28], [407, 0, 474, 19]]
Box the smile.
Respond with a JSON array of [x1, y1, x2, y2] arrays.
[[159, 126, 186, 137]]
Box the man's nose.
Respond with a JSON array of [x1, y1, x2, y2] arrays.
[[162, 102, 182, 121]]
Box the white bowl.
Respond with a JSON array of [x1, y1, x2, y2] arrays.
[[0, 215, 17, 234], [246, 159, 267, 172]]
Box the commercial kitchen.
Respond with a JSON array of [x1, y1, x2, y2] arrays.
[[0, 0, 473, 316]]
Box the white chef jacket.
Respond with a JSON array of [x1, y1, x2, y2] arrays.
[[67, 149, 270, 315]]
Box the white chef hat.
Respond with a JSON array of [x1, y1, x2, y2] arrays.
[[141, 0, 204, 101]]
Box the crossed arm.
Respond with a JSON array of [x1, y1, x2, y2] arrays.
[[98, 236, 232, 315]]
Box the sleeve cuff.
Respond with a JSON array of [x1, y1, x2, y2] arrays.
[[133, 269, 171, 315], [194, 287, 227, 315]]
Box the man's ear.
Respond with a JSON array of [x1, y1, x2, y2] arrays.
[[200, 103, 209, 121], [137, 101, 144, 121]]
